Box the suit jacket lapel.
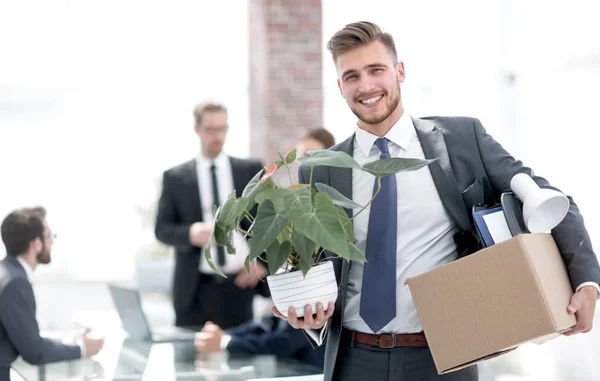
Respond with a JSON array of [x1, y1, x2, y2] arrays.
[[183, 159, 203, 222], [329, 135, 355, 219], [328, 135, 355, 297], [412, 117, 471, 230]]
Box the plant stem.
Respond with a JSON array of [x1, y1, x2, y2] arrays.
[[243, 211, 255, 224], [281, 161, 293, 185], [315, 248, 326, 264], [351, 176, 382, 222], [309, 165, 314, 186], [236, 227, 252, 237]]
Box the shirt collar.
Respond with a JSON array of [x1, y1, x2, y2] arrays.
[[196, 151, 228, 169], [16, 256, 34, 282], [354, 111, 415, 157]]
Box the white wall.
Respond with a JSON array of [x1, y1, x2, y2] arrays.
[[0, 0, 250, 280]]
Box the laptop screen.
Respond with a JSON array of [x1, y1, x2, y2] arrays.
[[108, 284, 153, 341]]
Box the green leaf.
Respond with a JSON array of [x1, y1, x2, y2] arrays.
[[214, 225, 235, 254], [226, 197, 250, 227], [288, 193, 349, 258], [255, 187, 275, 204], [249, 200, 289, 259], [203, 206, 226, 278], [283, 186, 312, 213], [249, 178, 275, 210], [362, 157, 435, 177], [297, 150, 362, 170], [204, 246, 226, 278], [291, 231, 317, 276], [315, 183, 362, 209], [217, 192, 249, 229], [335, 205, 354, 242], [242, 169, 264, 198], [244, 254, 252, 274], [277, 151, 286, 163], [298, 251, 313, 277], [345, 241, 367, 263], [256, 188, 290, 214], [276, 224, 292, 244], [242, 169, 275, 208], [266, 240, 292, 275], [285, 149, 297, 164], [275, 159, 284, 168]]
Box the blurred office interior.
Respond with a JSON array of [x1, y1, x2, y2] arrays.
[[1, 0, 599, 380]]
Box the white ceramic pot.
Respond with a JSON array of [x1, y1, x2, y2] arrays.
[[267, 260, 338, 318]]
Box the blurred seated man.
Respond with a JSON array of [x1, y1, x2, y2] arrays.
[[195, 311, 325, 370], [0, 207, 104, 379], [280, 127, 337, 187], [296, 127, 336, 157]]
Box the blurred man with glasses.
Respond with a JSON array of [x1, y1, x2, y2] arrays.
[[155, 101, 270, 330]]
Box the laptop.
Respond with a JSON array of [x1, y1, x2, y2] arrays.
[[107, 284, 196, 343]]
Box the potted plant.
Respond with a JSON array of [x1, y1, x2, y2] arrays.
[[204, 149, 433, 316]]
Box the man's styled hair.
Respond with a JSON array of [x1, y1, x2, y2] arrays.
[[327, 21, 398, 64], [193, 101, 228, 126], [1, 206, 47, 256], [299, 127, 336, 149]]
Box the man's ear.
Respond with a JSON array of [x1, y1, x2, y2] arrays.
[[396, 61, 406, 84], [32, 237, 42, 253]]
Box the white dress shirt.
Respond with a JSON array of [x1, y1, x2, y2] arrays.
[[344, 112, 459, 334], [15, 256, 86, 357], [196, 153, 249, 274]]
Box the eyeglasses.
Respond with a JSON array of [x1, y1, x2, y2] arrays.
[[200, 125, 229, 135], [46, 232, 57, 241]]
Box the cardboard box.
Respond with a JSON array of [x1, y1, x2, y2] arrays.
[[406, 233, 576, 374]]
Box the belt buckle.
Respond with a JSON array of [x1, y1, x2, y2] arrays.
[[375, 333, 396, 349]]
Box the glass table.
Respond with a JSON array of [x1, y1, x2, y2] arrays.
[[12, 336, 323, 381]]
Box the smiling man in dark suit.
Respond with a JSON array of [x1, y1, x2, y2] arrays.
[[155, 101, 269, 330], [271, 21, 600, 381], [0, 207, 104, 380]]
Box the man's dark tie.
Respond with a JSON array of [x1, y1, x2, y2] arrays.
[[359, 137, 397, 333], [210, 163, 226, 266]]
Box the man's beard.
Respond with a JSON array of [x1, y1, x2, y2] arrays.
[[36, 240, 51, 264], [349, 85, 401, 125]]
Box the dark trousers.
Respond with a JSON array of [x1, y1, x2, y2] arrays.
[[175, 273, 255, 330], [333, 334, 478, 381]]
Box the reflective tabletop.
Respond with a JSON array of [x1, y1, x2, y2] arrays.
[[12, 335, 323, 381]]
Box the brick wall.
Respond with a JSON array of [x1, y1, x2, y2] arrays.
[[249, 0, 323, 167]]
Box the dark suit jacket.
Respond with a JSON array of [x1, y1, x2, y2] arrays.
[[0, 256, 81, 375], [298, 116, 600, 381], [226, 314, 325, 369], [154, 156, 270, 315]]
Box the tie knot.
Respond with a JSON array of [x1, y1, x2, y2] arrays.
[[374, 138, 390, 155], [210, 163, 217, 172]]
